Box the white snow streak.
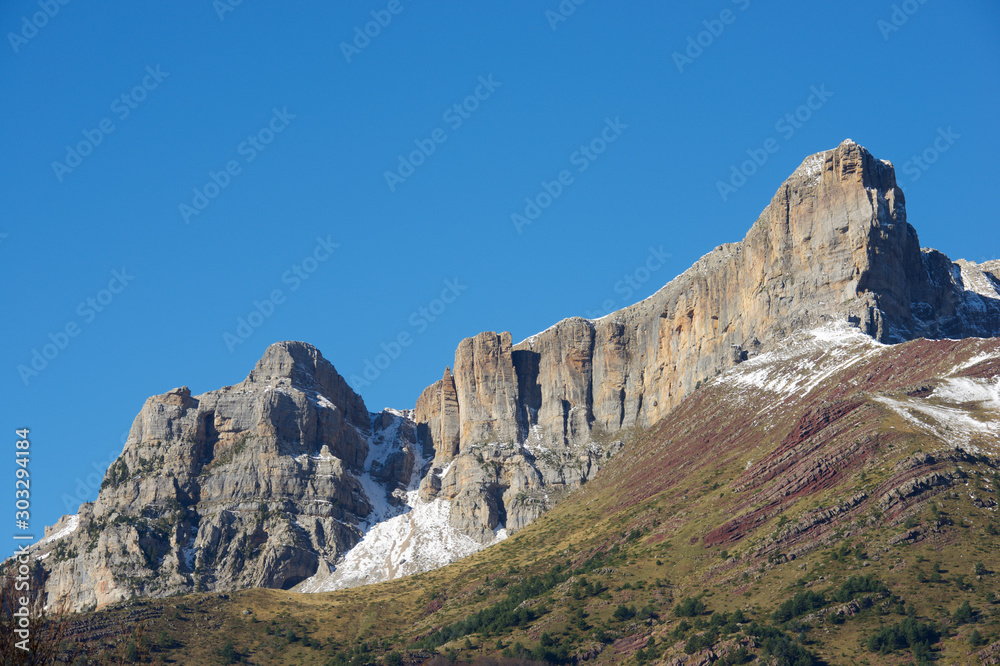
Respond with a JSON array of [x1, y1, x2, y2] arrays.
[[873, 376, 1000, 455], [34, 514, 79, 549], [299, 411, 505, 594], [300, 497, 503, 592], [727, 323, 882, 405]]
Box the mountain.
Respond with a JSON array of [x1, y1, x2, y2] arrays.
[[29, 140, 1000, 621], [404, 138, 1000, 550], [54, 322, 1000, 665]]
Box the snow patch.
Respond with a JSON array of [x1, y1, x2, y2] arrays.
[[181, 539, 197, 570], [34, 514, 79, 549], [873, 377, 1000, 453], [933, 377, 1000, 408], [298, 407, 510, 593], [951, 350, 1000, 375], [727, 322, 882, 405], [957, 260, 1000, 301], [299, 497, 503, 593], [795, 153, 826, 184]]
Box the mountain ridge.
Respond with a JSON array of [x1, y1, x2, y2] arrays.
[[28, 140, 1000, 615], [52, 324, 1000, 665], [409, 138, 1000, 547]]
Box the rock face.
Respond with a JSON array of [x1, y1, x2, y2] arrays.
[[36, 140, 1000, 611], [39, 342, 423, 612], [414, 140, 1000, 542]]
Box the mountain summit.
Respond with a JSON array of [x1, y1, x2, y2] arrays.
[[32, 141, 1000, 612], [410, 139, 1000, 545]]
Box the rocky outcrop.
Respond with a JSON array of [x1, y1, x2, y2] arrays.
[[415, 140, 1000, 542], [38, 342, 421, 612]]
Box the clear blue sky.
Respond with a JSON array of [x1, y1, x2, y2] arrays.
[[3, 1, 998, 543]]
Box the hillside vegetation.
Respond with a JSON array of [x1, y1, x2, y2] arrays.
[[56, 331, 1000, 665]]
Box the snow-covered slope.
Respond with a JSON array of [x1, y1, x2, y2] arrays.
[[721, 322, 1000, 456], [298, 496, 505, 593], [297, 411, 506, 593]]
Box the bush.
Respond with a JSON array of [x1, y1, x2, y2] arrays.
[[674, 596, 707, 617], [613, 604, 636, 621], [832, 575, 888, 602], [772, 590, 827, 622], [748, 624, 816, 666], [952, 601, 975, 625], [720, 646, 755, 665], [156, 630, 175, 650], [684, 630, 717, 654], [216, 639, 240, 663], [866, 617, 939, 655], [672, 620, 691, 638], [637, 604, 659, 620]]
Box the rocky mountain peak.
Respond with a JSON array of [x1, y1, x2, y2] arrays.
[[247, 340, 326, 383], [788, 138, 898, 193], [412, 140, 1000, 543], [242, 340, 370, 435]]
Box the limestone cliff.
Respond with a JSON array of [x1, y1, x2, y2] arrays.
[[414, 140, 1000, 541], [37, 342, 424, 612]]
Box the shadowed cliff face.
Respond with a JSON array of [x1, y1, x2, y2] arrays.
[[414, 140, 1000, 541]]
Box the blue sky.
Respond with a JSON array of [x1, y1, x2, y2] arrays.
[[2, 1, 998, 544]]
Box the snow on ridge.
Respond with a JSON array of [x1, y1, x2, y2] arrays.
[[31, 515, 80, 556], [952, 350, 1000, 375], [957, 259, 1000, 301], [871, 354, 1000, 454], [723, 321, 999, 453], [726, 323, 882, 403], [874, 384, 999, 454], [382, 407, 414, 420], [795, 153, 826, 183]]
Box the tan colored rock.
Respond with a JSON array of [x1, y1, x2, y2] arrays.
[[415, 139, 1000, 542]]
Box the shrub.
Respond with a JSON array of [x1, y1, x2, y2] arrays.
[[216, 639, 239, 663], [720, 646, 755, 665], [684, 630, 717, 654], [613, 604, 636, 621], [747, 624, 817, 665], [637, 604, 659, 620], [674, 596, 707, 617], [772, 590, 826, 622], [832, 575, 889, 602], [672, 620, 691, 638], [156, 630, 175, 650], [952, 601, 974, 625], [866, 617, 939, 655]]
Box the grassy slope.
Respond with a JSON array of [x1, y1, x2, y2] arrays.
[[65, 334, 1000, 665]]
